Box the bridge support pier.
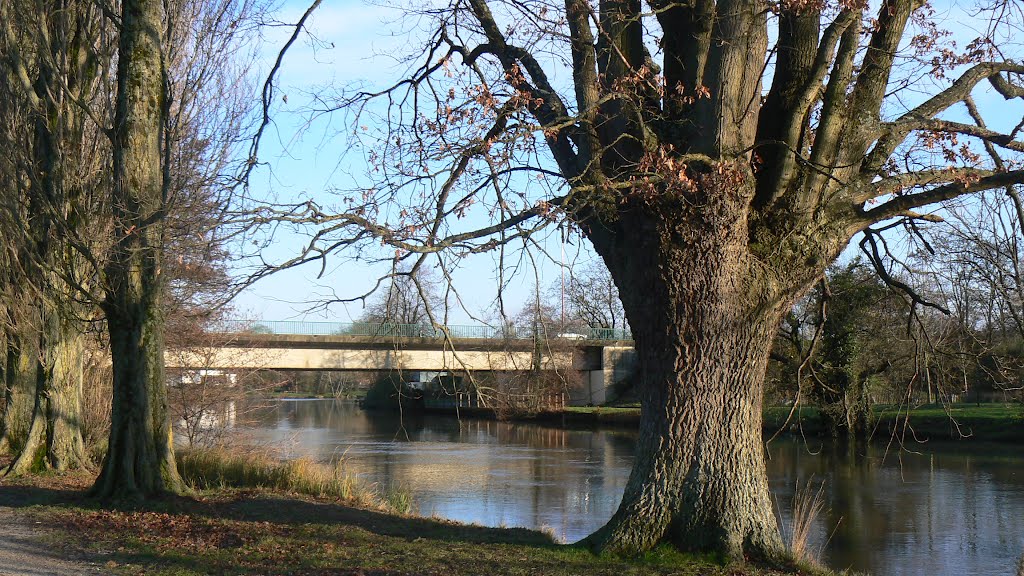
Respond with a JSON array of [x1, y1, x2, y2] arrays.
[[571, 346, 636, 406]]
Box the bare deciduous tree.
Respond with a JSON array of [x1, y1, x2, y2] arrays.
[[917, 193, 1024, 400], [360, 264, 444, 327], [559, 261, 627, 334], [0, 0, 266, 494], [248, 0, 1024, 560], [93, 0, 267, 498], [0, 0, 112, 474]]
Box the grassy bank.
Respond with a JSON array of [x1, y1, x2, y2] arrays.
[[762, 403, 1024, 442], [560, 403, 1024, 442], [39, 500, 813, 576], [0, 451, 830, 576]]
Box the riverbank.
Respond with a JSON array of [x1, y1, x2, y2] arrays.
[[0, 461, 826, 576], [267, 390, 365, 400], [414, 402, 1024, 442], [761, 403, 1024, 442]]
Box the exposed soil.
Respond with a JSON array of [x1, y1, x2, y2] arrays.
[[0, 470, 111, 576], [0, 506, 110, 575]]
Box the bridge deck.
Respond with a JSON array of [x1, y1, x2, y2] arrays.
[[167, 332, 632, 372]]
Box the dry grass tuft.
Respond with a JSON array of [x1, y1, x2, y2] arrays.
[[175, 446, 409, 513], [786, 477, 828, 567]]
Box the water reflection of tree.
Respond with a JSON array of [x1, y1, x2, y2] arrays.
[[767, 440, 879, 569], [768, 439, 1024, 574]]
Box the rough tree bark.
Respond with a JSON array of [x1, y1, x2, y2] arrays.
[[6, 310, 89, 475], [0, 349, 9, 454], [576, 0, 798, 557], [91, 0, 183, 498], [578, 182, 849, 558], [6, 351, 47, 475], [0, 0, 92, 474], [0, 335, 19, 455], [585, 224, 789, 556], [0, 318, 38, 457], [42, 317, 87, 471]]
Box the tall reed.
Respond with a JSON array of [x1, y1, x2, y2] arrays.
[[176, 446, 409, 513], [786, 477, 828, 566], [382, 481, 415, 515]]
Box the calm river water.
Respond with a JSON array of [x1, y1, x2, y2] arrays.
[[235, 399, 1024, 575]]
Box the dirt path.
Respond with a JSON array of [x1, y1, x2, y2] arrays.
[[0, 499, 110, 575]]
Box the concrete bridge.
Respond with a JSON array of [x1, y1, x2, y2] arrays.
[[166, 321, 636, 405]]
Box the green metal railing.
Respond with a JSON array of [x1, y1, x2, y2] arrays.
[[214, 320, 632, 341]]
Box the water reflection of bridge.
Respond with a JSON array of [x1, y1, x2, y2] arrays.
[[242, 399, 639, 543], [167, 321, 637, 405]]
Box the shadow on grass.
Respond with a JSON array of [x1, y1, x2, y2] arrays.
[[214, 494, 559, 547], [1, 483, 791, 576], [2, 483, 582, 575], [0, 483, 87, 509]]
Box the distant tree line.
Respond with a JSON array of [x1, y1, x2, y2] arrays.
[[768, 199, 1024, 441]]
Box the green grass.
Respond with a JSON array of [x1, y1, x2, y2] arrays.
[[763, 406, 823, 431], [762, 403, 1024, 442], [34, 492, 824, 576], [381, 481, 415, 515], [570, 403, 1023, 442], [872, 403, 1023, 441], [877, 403, 1020, 419]]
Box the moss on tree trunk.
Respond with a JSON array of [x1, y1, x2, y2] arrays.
[[45, 327, 87, 471], [90, 0, 183, 498], [5, 311, 88, 476], [0, 320, 39, 456]]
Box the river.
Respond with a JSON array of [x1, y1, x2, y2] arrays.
[[232, 399, 1024, 575]]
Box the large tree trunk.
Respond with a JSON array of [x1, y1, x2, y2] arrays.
[[0, 338, 19, 456], [91, 0, 183, 498], [0, 319, 40, 456], [92, 305, 180, 496], [41, 312, 88, 471], [586, 292, 788, 560], [585, 193, 810, 561], [5, 311, 89, 475], [6, 351, 46, 475], [4, 13, 91, 474]]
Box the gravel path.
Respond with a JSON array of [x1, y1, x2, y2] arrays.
[[0, 503, 111, 575]]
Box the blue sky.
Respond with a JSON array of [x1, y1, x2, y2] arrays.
[[233, 0, 581, 323], [230, 0, 1023, 324]]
